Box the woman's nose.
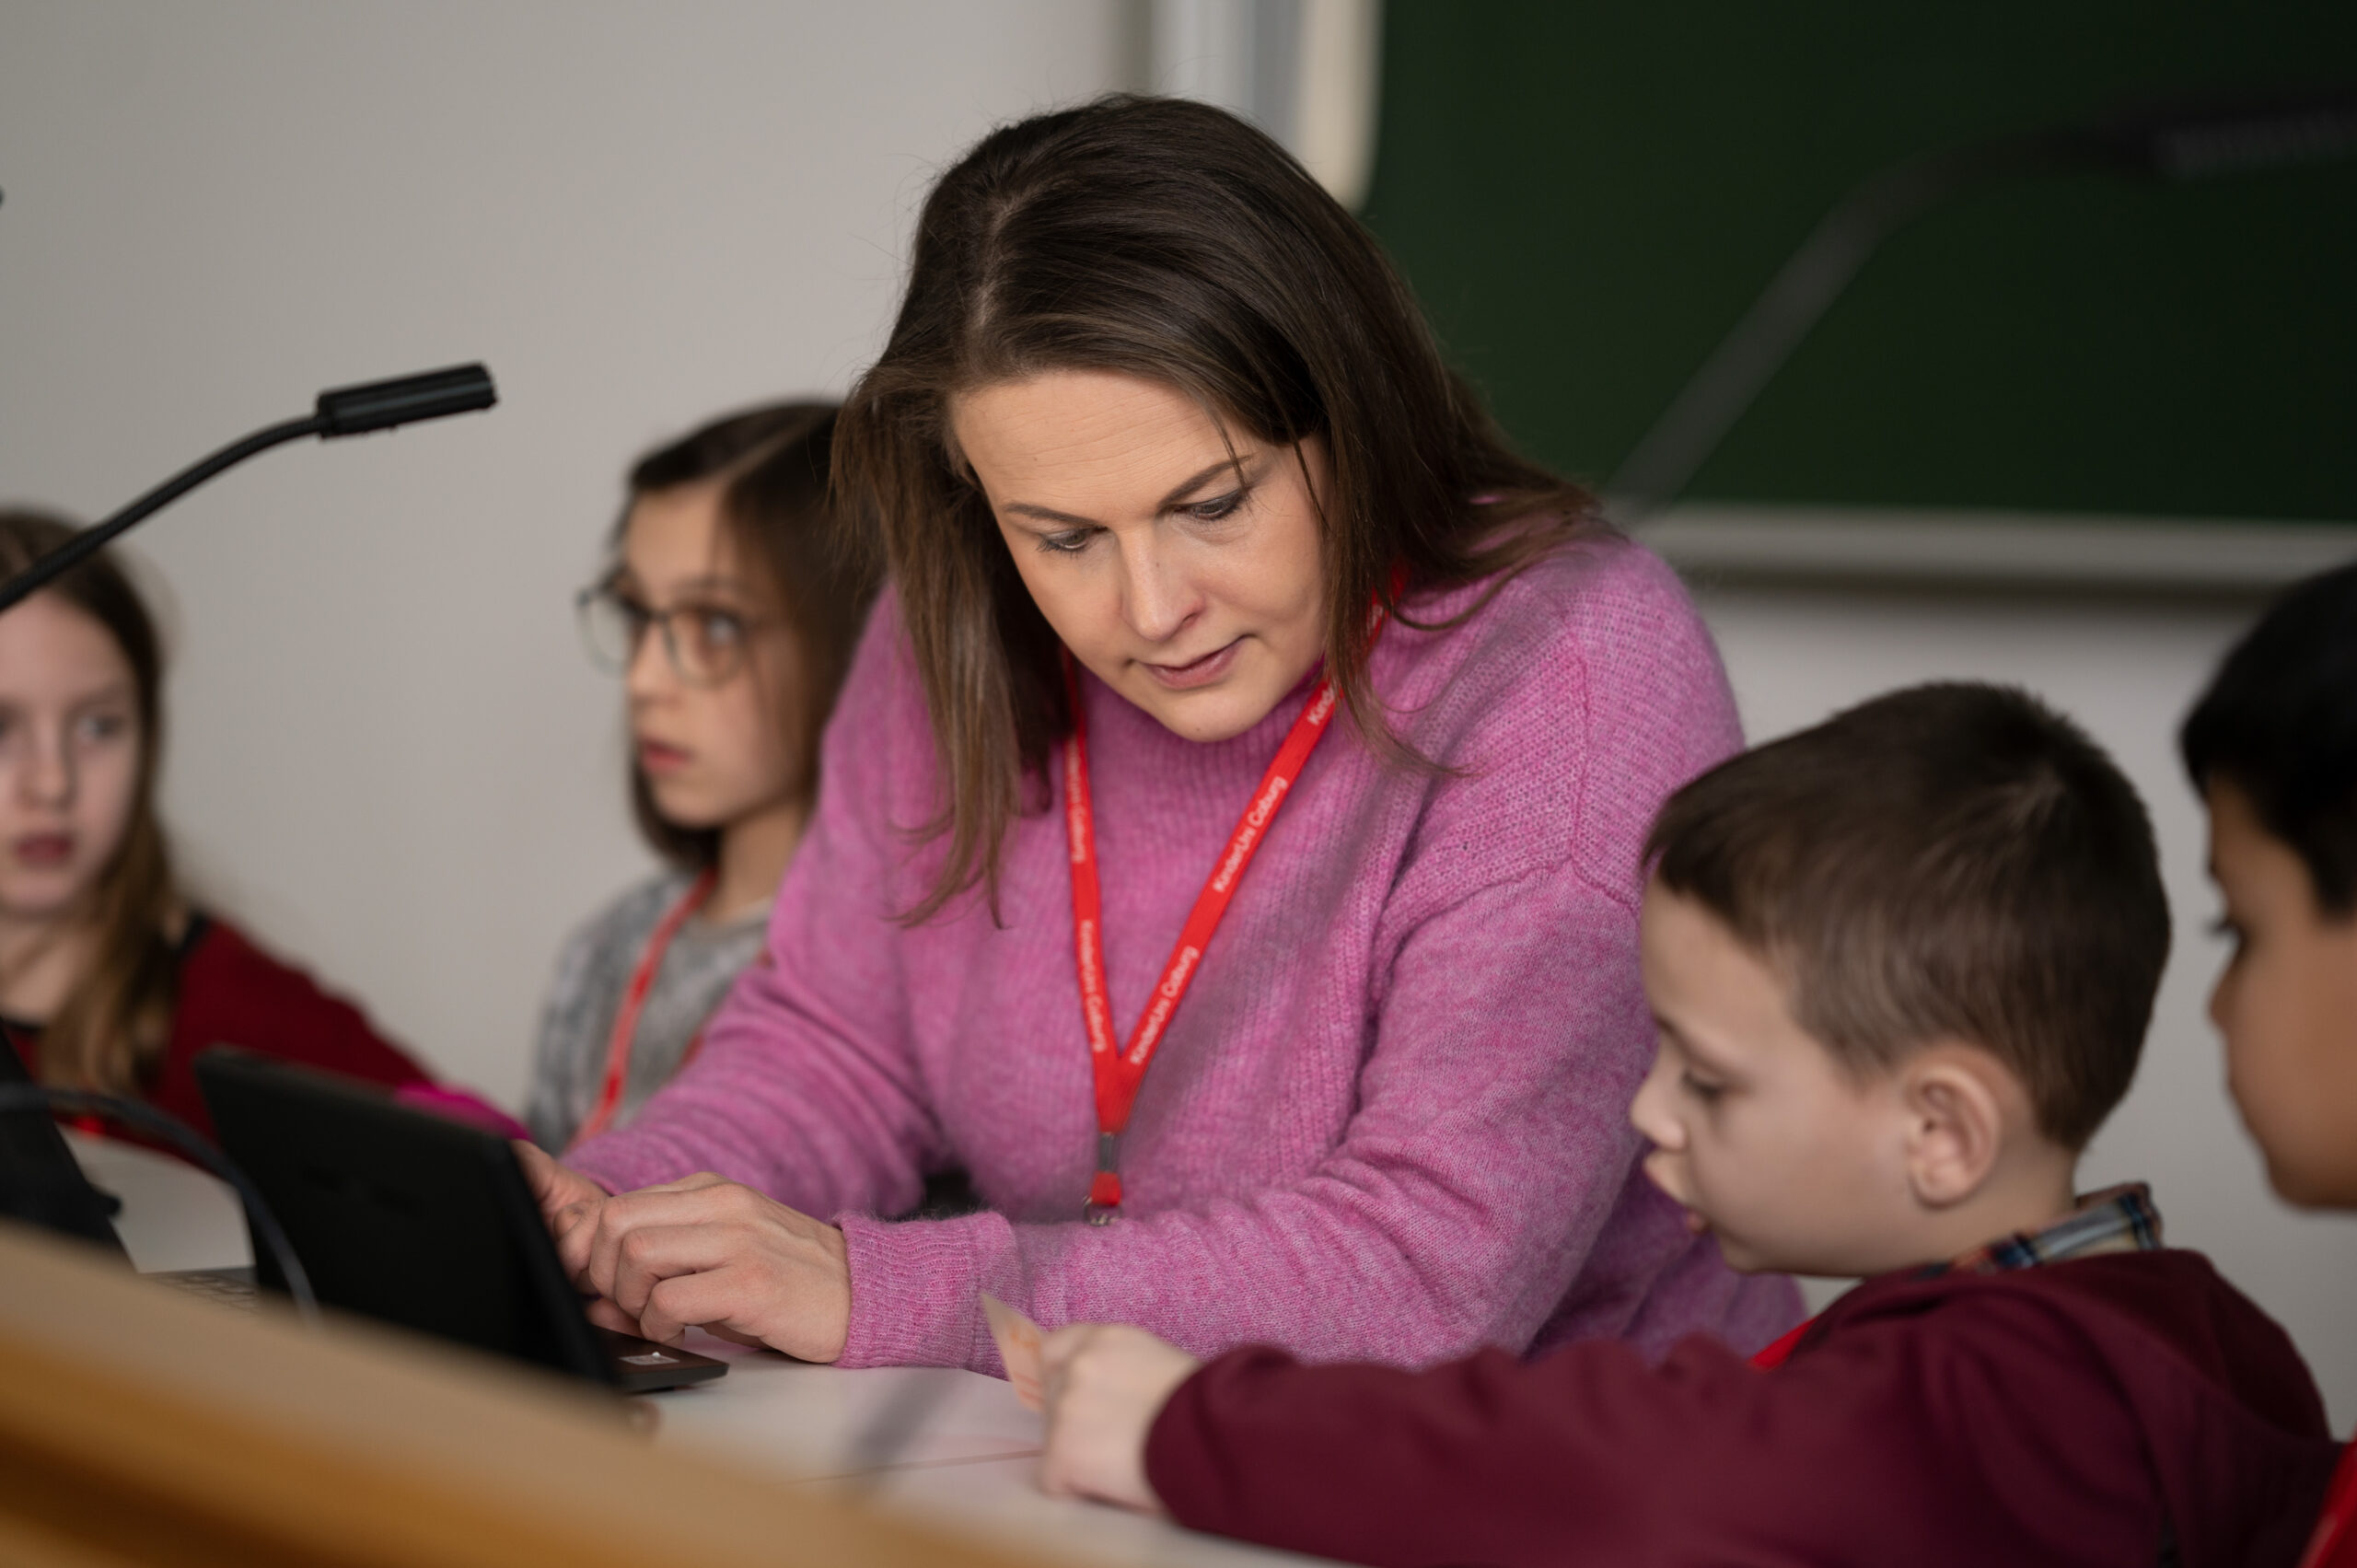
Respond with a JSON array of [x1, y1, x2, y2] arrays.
[[1118, 540, 1202, 645]]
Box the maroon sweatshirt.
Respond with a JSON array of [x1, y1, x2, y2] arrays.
[[1146, 1250, 2337, 1568]]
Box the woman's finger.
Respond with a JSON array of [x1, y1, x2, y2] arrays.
[[641, 1169, 732, 1196], [635, 1264, 772, 1347], [551, 1200, 606, 1284], [583, 1184, 743, 1298], [606, 1220, 745, 1320], [583, 1295, 644, 1336]]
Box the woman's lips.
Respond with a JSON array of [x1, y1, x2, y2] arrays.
[[1140, 638, 1242, 691], [636, 739, 691, 774], [12, 832, 73, 868]]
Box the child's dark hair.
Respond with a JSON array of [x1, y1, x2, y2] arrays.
[[1646, 682, 2169, 1150], [610, 401, 879, 870], [2180, 560, 2357, 916]]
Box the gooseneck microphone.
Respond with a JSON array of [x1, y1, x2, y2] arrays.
[[0, 364, 496, 616]]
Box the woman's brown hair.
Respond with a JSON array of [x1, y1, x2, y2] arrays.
[[0, 510, 180, 1095], [834, 94, 1599, 923], [610, 401, 879, 869]]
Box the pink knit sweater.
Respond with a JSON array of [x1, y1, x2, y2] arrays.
[[571, 537, 1803, 1373]]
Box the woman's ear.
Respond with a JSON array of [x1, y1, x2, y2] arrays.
[[1898, 1045, 2012, 1209]]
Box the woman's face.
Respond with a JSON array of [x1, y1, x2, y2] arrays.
[[0, 594, 144, 925], [614, 483, 805, 831], [951, 371, 1329, 743]]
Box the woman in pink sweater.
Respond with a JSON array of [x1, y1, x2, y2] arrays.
[[520, 96, 1800, 1373]]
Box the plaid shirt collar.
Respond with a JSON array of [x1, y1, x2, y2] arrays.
[[1926, 1182, 2164, 1278]]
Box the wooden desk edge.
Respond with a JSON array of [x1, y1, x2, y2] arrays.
[[0, 1222, 1059, 1568]]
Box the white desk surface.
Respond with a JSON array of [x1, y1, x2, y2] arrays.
[[64, 1130, 1323, 1568]]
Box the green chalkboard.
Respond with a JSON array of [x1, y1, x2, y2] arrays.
[[1360, 3, 2357, 522]]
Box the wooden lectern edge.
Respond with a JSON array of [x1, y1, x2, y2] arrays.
[[0, 1221, 1055, 1568]]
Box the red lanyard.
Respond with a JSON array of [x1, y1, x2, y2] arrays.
[[567, 869, 715, 1151], [1062, 650, 1353, 1223], [2301, 1443, 2357, 1568]]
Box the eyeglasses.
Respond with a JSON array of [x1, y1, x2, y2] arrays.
[[575, 582, 774, 688]]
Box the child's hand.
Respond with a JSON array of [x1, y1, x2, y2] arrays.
[[1037, 1323, 1201, 1514]]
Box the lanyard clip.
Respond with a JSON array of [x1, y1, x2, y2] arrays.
[[1084, 1132, 1123, 1225]]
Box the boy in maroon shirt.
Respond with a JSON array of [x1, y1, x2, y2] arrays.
[[2181, 562, 2357, 1568], [1035, 681, 2340, 1568]]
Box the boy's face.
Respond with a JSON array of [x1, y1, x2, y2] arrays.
[[2205, 781, 2357, 1207], [1631, 880, 1933, 1279]]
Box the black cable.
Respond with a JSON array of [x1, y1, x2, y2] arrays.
[[0, 416, 325, 617], [0, 362, 495, 618], [0, 1083, 319, 1321]]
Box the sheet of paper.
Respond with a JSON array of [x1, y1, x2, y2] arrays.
[[980, 1292, 1046, 1411]]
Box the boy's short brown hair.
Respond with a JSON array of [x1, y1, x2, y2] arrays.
[[1647, 683, 2169, 1149]]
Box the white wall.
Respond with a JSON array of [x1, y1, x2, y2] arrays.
[[0, 1, 1136, 1106], [1695, 576, 2357, 1429], [4, 0, 2351, 1434]]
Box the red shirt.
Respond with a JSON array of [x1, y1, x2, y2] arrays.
[[8, 914, 429, 1146]]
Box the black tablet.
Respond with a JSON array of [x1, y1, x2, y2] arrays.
[[193, 1049, 723, 1395]]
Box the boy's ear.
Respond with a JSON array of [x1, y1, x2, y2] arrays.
[[1897, 1045, 2014, 1209]]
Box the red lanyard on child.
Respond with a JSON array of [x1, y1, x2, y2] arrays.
[[567, 869, 715, 1151], [1062, 617, 1385, 1223], [2300, 1442, 2357, 1568]]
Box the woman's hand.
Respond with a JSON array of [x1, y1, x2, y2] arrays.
[[568, 1171, 852, 1364], [513, 1141, 613, 1269], [1037, 1324, 1201, 1514]]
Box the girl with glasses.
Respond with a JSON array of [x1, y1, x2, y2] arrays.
[[525, 403, 878, 1152]]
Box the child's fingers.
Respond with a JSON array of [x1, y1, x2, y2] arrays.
[[1039, 1321, 1097, 1378], [1039, 1327, 1092, 1413]]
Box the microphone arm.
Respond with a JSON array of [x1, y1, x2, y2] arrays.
[[1607, 87, 2357, 525], [0, 363, 496, 615]]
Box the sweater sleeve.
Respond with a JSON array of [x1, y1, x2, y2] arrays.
[[1144, 1297, 2175, 1568]]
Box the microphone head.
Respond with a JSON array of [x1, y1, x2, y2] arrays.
[[315, 364, 497, 437]]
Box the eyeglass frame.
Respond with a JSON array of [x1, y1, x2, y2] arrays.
[[574, 578, 783, 689]]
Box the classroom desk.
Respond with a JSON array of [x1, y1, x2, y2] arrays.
[[63, 1130, 1323, 1568]]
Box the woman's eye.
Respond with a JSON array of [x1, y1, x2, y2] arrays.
[[75, 712, 130, 744], [1184, 488, 1248, 523], [1037, 529, 1094, 555], [1679, 1071, 1724, 1103]]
